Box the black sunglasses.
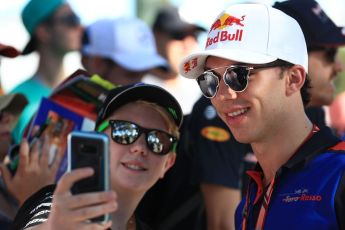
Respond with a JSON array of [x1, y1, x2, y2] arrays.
[[197, 63, 284, 98], [169, 30, 199, 40], [47, 14, 80, 27], [97, 120, 178, 155]]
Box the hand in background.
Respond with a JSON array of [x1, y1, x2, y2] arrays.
[[0, 135, 64, 206]]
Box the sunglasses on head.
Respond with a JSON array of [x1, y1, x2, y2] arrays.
[[97, 120, 178, 155], [197, 63, 285, 98]]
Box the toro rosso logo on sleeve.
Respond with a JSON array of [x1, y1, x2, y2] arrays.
[[280, 188, 322, 203], [206, 13, 245, 48]]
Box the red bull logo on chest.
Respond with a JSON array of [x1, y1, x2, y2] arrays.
[[206, 13, 245, 48]]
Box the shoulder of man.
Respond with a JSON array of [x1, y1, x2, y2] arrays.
[[328, 141, 345, 153], [329, 141, 345, 230]]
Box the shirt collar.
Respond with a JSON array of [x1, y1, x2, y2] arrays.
[[247, 125, 340, 180], [283, 125, 340, 170]]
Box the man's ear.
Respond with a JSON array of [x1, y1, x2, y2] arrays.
[[285, 65, 306, 96], [160, 153, 176, 178]]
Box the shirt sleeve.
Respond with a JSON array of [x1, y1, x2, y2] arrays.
[[10, 184, 55, 230]]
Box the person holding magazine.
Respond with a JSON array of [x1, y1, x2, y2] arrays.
[[11, 83, 183, 230]]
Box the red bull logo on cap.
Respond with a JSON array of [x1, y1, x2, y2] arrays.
[[206, 13, 245, 48]]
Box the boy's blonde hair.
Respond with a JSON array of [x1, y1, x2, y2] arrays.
[[137, 100, 180, 139]]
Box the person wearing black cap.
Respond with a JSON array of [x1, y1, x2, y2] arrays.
[[138, 7, 209, 230], [10, 83, 183, 230], [10, 0, 83, 144], [143, 5, 205, 115], [273, 0, 345, 128]]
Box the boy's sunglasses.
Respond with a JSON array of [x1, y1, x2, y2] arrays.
[[97, 120, 178, 155], [47, 14, 80, 27], [197, 63, 283, 98]]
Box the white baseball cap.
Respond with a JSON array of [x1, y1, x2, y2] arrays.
[[179, 3, 308, 79], [82, 17, 168, 71]]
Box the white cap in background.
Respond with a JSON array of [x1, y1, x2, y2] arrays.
[[82, 17, 168, 72]]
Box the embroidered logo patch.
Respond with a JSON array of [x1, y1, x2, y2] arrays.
[[280, 188, 322, 203], [204, 105, 217, 120], [201, 126, 230, 142]]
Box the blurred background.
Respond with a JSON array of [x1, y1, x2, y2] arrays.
[[1, 0, 345, 93]]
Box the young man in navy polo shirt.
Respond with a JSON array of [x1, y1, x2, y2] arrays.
[[180, 3, 345, 229]]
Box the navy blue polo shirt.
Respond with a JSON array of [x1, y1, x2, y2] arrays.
[[235, 126, 345, 230]]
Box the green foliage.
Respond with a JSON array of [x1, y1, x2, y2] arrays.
[[335, 47, 345, 95]]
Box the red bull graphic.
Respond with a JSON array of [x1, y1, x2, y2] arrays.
[[209, 19, 222, 33], [209, 14, 245, 33], [206, 13, 246, 48], [206, 30, 243, 47], [223, 15, 245, 26]]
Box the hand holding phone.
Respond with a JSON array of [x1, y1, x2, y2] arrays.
[[45, 168, 116, 229], [67, 131, 110, 223]]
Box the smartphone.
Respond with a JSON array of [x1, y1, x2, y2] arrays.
[[67, 131, 110, 223]]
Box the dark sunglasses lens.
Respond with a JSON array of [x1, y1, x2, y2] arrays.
[[112, 122, 139, 145], [54, 14, 80, 27], [197, 72, 219, 98], [325, 48, 336, 63], [224, 67, 249, 92], [147, 131, 172, 155], [65, 14, 80, 26]]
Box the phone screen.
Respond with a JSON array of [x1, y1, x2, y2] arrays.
[[68, 131, 110, 223], [69, 132, 109, 194]]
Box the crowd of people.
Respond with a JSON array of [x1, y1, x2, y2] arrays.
[[0, 0, 345, 229]]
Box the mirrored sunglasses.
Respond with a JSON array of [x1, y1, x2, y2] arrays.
[[97, 120, 178, 155], [197, 64, 283, 98]]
